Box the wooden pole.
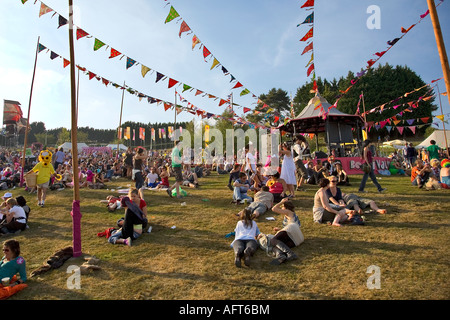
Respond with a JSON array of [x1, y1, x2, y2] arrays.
[[20, 36, 40, 187], [68, 0, 82, 257], [117, 81, 126, 158], [174, 89, 177, 146], [427, 0, 450, 107], [436, 83, 449, 153]]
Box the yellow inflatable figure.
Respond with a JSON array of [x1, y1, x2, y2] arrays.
[[28, 150, 60, 207]]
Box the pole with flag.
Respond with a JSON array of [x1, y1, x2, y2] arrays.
[[68, 0, 82, 257], [21, 36, 40, 187]]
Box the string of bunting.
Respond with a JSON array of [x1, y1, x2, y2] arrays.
[[161, 0, 276, 121], [20, 0, 257, 115], [298, 0, 316, 87], [37, 43, 270, 130], [330, 0, 445, 109]]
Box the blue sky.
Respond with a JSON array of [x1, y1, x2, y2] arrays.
[[0, 0, 449, 131]]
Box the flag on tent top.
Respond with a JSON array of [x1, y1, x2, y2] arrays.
[[3, 100, 23, 124]]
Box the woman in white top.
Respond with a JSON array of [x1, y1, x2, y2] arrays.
[[279, 142, 297, 198], [0, 198, 27, 234], [231, 208, 260, 268]]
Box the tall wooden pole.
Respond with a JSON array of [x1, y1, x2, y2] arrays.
[[20, 36, 40, 187], [117, 81, 126, 158], [174, 89, 177, 146], [427, 0, 450, 107], [436, 83, 449, 152], [68, 0, 82, 257]]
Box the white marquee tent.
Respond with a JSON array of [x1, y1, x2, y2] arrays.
[[58, 142, 89, 152], [416, 130, 450, 149]]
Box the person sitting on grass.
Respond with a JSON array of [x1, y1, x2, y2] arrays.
[[154, 166, 170, 190], [182, 164, 199, 188], [107, 188, 148, 247], [0, 239, 28, 300], [0, 198, 27, 235], [232, 172, 253, 205], [227, 163, 241, 191], [266, 171, 287, 203], [145, 167, 160, 189], [230, 208, 260, 268], [245, 185, 273, 218], [411, 159, 432, 188], [313, 178, 352, 227], [268, 198, 303, 265]]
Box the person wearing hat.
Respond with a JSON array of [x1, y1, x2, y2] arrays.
[[1, 193, 12, 201]]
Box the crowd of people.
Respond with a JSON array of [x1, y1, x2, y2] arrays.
[[0, 133, 449, 297]]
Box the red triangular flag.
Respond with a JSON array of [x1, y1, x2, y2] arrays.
[[300, 28, 313, 42], [164, 103, 172, 111], [76, 28, 89, 40], [203, 46, 211, 61], [243, 107, 251, 113], [301, 42, 313, 55], [219, 99, 227, 106], [63, 59, 70, 68], [420, 117, 430, 123], [88, 72, 96, 80], [179, 20, 191, 37], [232, 82, 243, 89], [168, 78, 179, 88], [307, 63, 315, 77], [195, 90, 203, 96], [109, 48, 121, 59], [301, 0, 314, 8]]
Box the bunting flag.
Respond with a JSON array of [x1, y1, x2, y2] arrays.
[[155, 72, 165, 83], [39, 2, 52, 17], [301, 0, 315, 8], [50, 51, 59, 60], [109, 48, 121, 59], [76, 28, 89, 40], [94, 38, 106, 51], [168, 78, 179, 89], [63, 58, 70, 68], [232, 82, 243, 89], [164, 6, 180, 24], [192, 35, 201, 50], [307, 63, 315, 77], [58, 15, 68, 29], [151, 128, 155, 141], [210, 58, 220, 70], [141, 65, 151, 78], [297, 12, 314, 26], [203, 46, 211, 61], [179, 21, 191, 37], [240, 89, 250, 96], [126, 57, 137, 69], [301, 42, 313, 55], [300, 27, 313, 42], [436, 114, 445, 122]]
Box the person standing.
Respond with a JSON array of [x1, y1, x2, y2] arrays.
[[53, 148, 66, 171], [427, 140, 441, 161], [132, 148, 147, 199], [279, 142, 296, 198], [167, 140, 183, 199], [358, 140, 386, 193], [293, 135, 309, 191]]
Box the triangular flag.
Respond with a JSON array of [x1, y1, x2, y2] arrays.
[[126, 57, 137, 69], [307, 63, 315, 77], [88, 72, 96, 80], [420, 117, 430, 123], [50, 51, 59, 60], [232, 82, 243, 89], [93, 38, 106, 51], [397, 127, 404, 134], [219, 99, 227, 107], [63, 59, 70, 68], [38, 43, 46, 53], [240, 89, 250, 97], [301, 42, 313, 55], [168, 78, 179, 88], [156, 72, 165, 83], [301, 0, 314, 8], [179, 21, 191, 37], [76, 28, 89, 40], [300, 27, 313, 42], [165, 6, 180, 24], [58, 15, 68, 28], [203, 46, 211, 61], [436, 115, 445, 121], [210, 58, 220, 70], [164, 103, 172, 111], [406, 119, 415, 125], [141, 65, 151, 78], [182, 84, 192, 92], [109, 48, 121, 59], [192, 35, 201, 50], [195, 90, 203, 96], [39, 3, 53, 17], [401, 24, 415, 33], [102, 78, 109, 86], [298, 12, 314, 26], [243, 107, 251, 113], [306, 53, 314, 67]]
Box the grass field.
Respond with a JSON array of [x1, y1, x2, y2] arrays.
[[4, 171, 450, 300]]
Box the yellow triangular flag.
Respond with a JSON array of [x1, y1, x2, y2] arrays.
[[210, 58, 220, 70], [436, 114, 445, 121], [141, 65, 151, 78]]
